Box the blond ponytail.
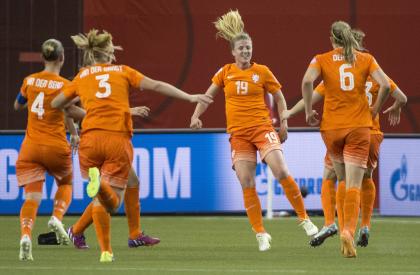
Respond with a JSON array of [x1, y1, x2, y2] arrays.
[[213, 10, 251, 49], [71, 29, 122, 66], [331, 21, 359, 64]]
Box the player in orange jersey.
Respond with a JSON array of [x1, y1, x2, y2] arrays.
[[190, 10, 318, 252], [284, 29, 407, 247], [301, 21, 391, 257], [62, 103, 160, 249], [14, 39, 79, 261], [51, 29, 212, 262]]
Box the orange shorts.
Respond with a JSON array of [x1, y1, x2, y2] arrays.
[[367, 133, 383, 169], [323, 132, 383, 169], [321, 127, 370, 168], [16, 141, 72, 186], [78, 130, 133, 189], [229, 124, 282, 166]]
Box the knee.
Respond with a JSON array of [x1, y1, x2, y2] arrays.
[[25, 192, 42, 204]]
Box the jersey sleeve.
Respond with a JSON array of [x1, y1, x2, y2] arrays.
[[308, 55, 321, 71], [124, 65, 145, 88], [263, 67, 282, 94], [368, 55, 380, 74], [62, 78, 79, 99], [314, 81, 325, 96], [19, 78, 29, 98], [211, 66, 226, 88]]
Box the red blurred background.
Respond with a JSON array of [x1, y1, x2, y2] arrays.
[[2, 0, 419, 132]]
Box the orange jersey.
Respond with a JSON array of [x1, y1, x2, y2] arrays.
[[20, 71, 70, 147], [62, 64, 144, 135], [212, 63, 282, 133], [315, 76, 397, 134], [309, 48, 380, 131]]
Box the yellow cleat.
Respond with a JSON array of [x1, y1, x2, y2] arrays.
[[87, 167, 100, 198], [340, 230, 357, 258], [99, 251, 114, 263]]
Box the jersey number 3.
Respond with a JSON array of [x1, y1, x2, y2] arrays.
[[95, 74, 112, 98]]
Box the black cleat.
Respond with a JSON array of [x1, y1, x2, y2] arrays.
[[356, 226, 370, 247], [310, 223, 338, 247]]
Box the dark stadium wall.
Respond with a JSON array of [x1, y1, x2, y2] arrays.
[[0, 0, 83, 130], [83, 0, 420, 133]]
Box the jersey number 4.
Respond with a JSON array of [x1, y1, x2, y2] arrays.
[[95, 74, 111, 98], [31, 92, 45, 119]]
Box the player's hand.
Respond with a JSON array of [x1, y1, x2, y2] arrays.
[[278, 123, 288, 143], [130, 106, 150, 118], [383, 105, 401, 126], [70, 134, 80, 154], [190, 117, 203, 129], [306, 110, 319, 126], [190, 94, 213, 106]]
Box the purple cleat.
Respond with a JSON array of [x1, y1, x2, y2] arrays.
[[128, 232, 160, 248], [67, 226, 89, 249]]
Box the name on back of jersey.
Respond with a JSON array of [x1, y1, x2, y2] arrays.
[[79, 65, 123, 78], [332, 54, 345, 62], [26, 77, 64, 90]]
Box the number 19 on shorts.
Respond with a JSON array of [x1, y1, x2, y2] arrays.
[[265, 131, 279, 144]]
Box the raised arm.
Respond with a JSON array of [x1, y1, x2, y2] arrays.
[[190, 84, 221, 129], [139, 77, 213, 106]]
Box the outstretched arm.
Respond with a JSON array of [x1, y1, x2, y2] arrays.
[[139, 77, 213, 106], [282, 91, 323, 121], [190, 84, 221, 129]]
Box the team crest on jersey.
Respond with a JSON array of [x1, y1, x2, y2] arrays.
[[252, 74, 260, 83]]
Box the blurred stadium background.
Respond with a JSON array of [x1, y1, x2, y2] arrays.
[[0, 0, 419, 273]]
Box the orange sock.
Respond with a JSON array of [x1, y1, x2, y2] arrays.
[[361, 178, 376, 228], [336, 181, 346, 233], [20, 199, 39, 239], [124, 186, 141, 239], [243, 188, 265, 233], [52, 184, 72, 220], [92, 204, 112, 253], [343, 187, 361, 237], [73, 202, 93, 235], [280, 176, 307, 220], [98, 182, 120, 210], [321, 179, 336, 226]]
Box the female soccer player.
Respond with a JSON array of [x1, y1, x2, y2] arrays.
[[51, 29, 212, 262], [283, 29, 407, 247], [301, 21, 390, 257], [14, 39, 78, 261], [190, 10, 318, 252], [64, 104, 160, 249]]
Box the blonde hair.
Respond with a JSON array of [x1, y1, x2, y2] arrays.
[[71, 29, 122, 66], [213, 10, 251, 49], [331, 21, 359, 63], [351, 29, 366, 51], [41, 39, 64, 61]]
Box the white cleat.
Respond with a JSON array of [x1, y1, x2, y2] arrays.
[[48, 216, 70, 245], [19, 234, 33, 261], [256, 232, 272, 251], [299, 219, 319, 237]]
